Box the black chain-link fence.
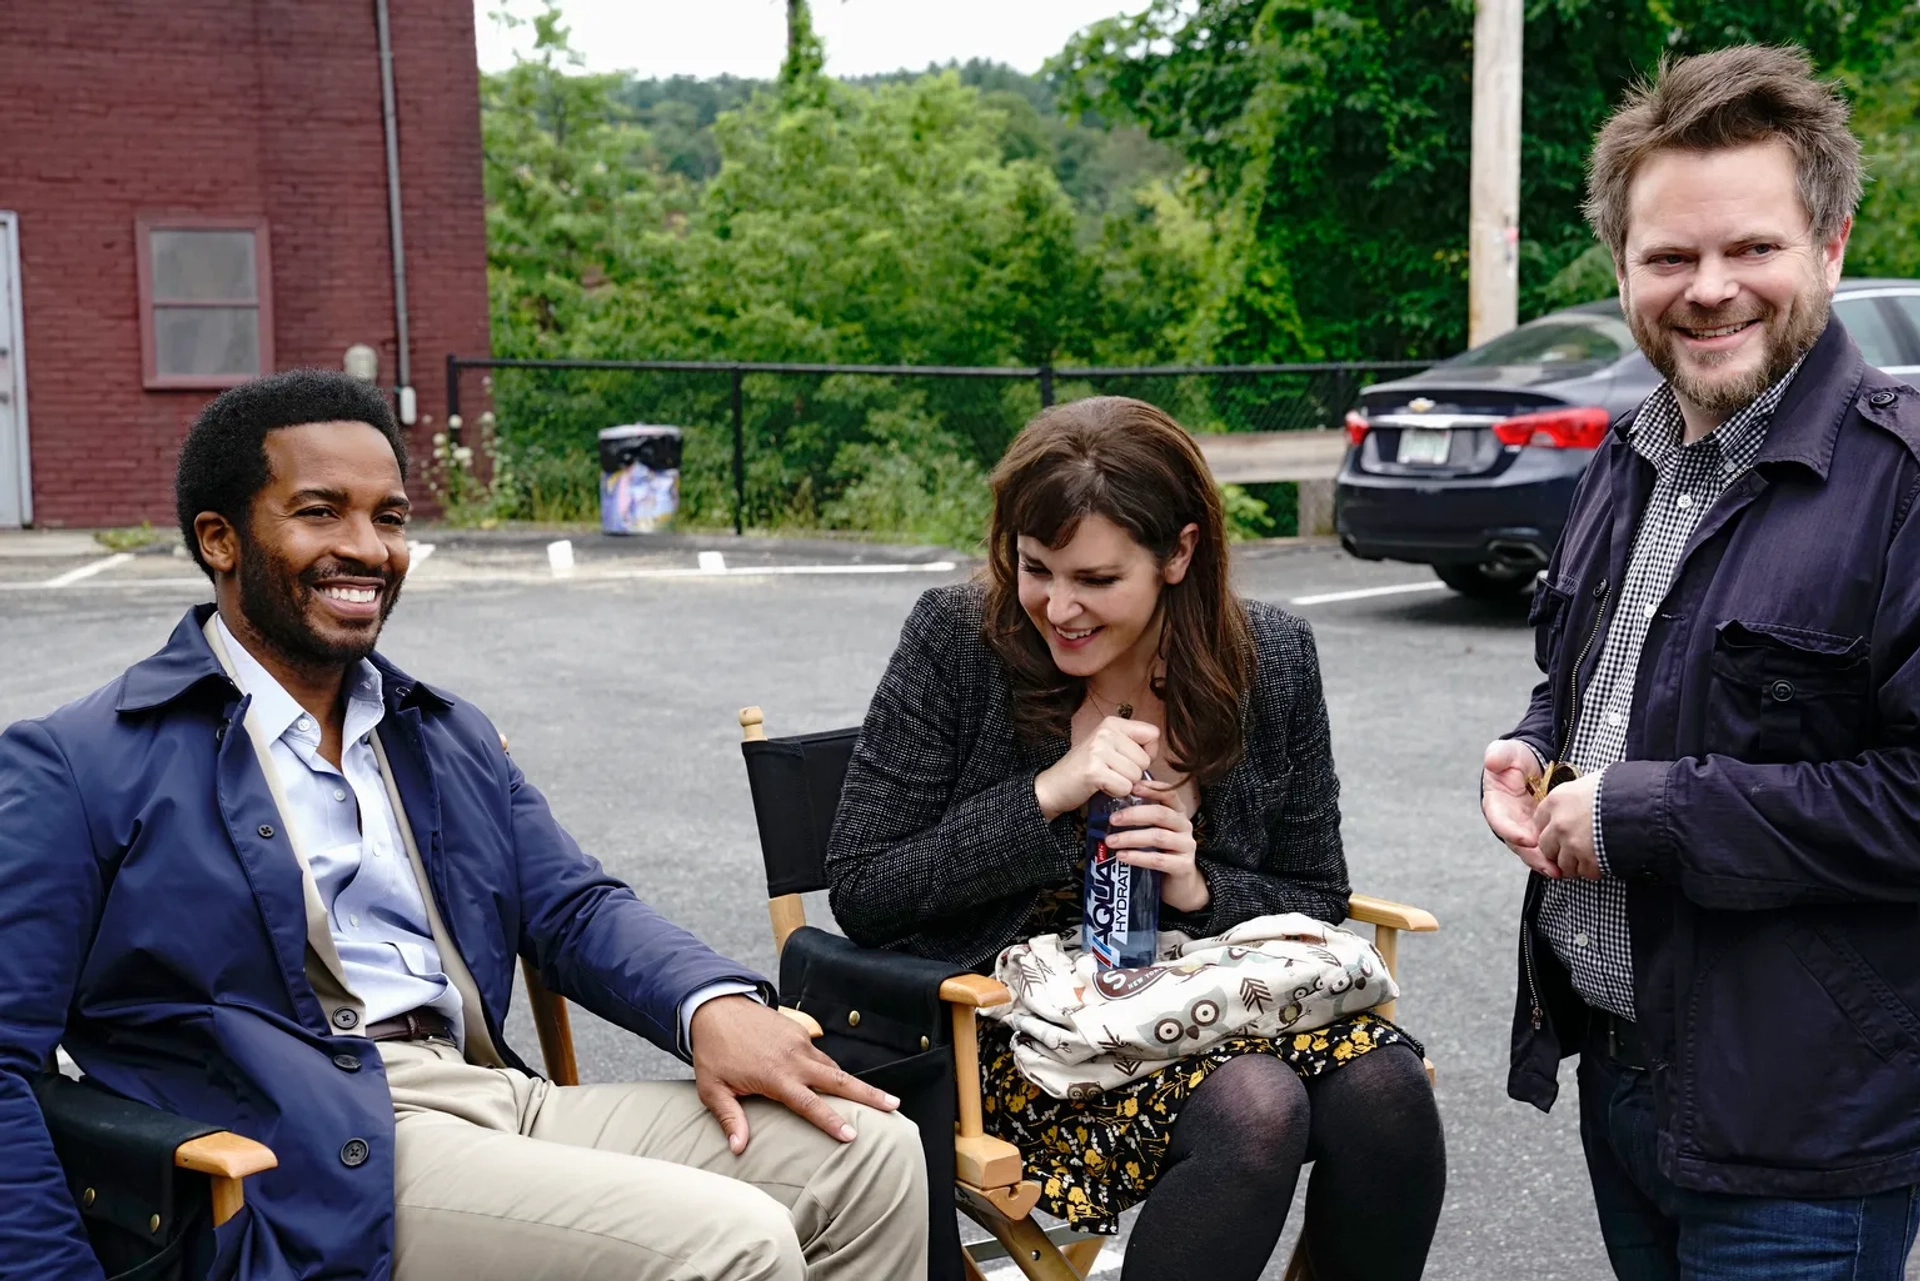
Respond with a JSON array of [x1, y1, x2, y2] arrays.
[[442, 357, 1429, 543]]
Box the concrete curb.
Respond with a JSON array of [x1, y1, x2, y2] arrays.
[[411, 524, 969, 565]]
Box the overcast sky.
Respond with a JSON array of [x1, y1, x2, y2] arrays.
[[473, 0, 1139, 80]]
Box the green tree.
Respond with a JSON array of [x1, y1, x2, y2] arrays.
[[1054, 0, 1916, 362]]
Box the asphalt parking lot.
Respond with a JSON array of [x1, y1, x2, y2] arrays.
[[4, 531, 1909, 1279]]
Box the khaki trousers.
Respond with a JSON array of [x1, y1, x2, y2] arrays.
[[381, 1042, 929, 1281]]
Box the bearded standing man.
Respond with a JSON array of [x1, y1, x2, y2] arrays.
[[0, 370, 928, 1280], [1482, 46, 1920, 1280]]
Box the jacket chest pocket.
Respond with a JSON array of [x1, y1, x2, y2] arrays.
[[1529, 580, 1575, 676], [1705, 620, 1871, 764]]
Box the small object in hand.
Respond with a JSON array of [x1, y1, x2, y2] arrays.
[[1531, 761, 1580, 803]]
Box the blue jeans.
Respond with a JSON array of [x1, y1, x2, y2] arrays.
[[1577, 1032, 1920, 1280]]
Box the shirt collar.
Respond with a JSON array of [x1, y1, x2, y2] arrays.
[[1628, 356, 1806, 479], [214, 614, 385, 748]]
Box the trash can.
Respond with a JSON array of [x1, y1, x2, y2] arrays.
[[598, 425, 682, 535]]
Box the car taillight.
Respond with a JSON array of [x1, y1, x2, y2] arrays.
[[1343, 410, 1369, 445], [1491, 406, 1611, 450]]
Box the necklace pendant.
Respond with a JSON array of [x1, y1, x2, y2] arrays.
[[1116, 703, 1133, 720]]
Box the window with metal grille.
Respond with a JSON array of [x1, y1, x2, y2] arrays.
[[136, 217, 273, 389]]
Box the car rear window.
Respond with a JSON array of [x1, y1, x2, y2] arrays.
[[1444, 311, 1633, 369]]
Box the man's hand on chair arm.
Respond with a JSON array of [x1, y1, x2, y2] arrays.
[[689, 996, 900, 1154]]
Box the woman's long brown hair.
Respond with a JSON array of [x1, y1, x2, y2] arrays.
[[983, 396, 1254, 783]]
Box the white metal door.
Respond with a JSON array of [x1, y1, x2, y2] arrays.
[[0, 213, 29, 527]]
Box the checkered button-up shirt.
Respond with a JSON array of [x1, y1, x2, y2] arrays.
[[1537, 362, 1801, 1020]]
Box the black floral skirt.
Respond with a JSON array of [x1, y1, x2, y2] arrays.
[[978, 1012, 1418, 1233]]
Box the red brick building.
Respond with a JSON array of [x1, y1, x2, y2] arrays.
[[0, 1, 491, 528]]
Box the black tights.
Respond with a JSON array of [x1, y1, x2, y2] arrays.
[[1122, 1044, 1445, 1281]]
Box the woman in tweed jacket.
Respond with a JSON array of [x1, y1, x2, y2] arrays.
[[827, 398, 1445, 1281]]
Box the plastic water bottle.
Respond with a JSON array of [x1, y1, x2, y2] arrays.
[[1083, 791, 1160, 969]]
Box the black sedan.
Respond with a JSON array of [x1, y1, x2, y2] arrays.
[[1334, 282, 1920, 595]]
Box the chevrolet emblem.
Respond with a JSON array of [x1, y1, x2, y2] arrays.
[[1408, 397, 1436, 413]]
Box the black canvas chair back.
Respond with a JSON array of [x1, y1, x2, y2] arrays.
[[738, 725, 858, 900]]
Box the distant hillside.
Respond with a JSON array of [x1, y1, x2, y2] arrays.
[[613, 60, 1180, 218]]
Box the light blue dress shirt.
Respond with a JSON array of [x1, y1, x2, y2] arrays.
[[218, 617, 466, 1040], [216, 617, 757, 1052]]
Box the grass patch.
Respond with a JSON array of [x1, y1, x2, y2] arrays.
[[94, 523, 162, 553]]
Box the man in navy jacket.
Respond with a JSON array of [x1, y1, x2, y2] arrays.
[[0, 370, 927, 1280], [1483, 47, 1920, 1279]]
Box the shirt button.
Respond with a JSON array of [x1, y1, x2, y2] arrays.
[[1573, 932, 1590, 948], [1606, 711, 1623, 728], [349, 914, 361, 928], [332, 1053, 362, 1073], [297, 717, 313, 733], [333, 788, 348, 803], [340, 1138, 370, 1168], [332, 1008, 359, 1030], [1642, 603, 1657, 619], [1676, 493, 1693, 509]]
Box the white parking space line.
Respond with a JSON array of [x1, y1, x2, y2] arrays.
[[408, 540, 436, 564], [1290, 581, 1448, 606], [41, 553, 134, 588], [697, 550, 727, 573]]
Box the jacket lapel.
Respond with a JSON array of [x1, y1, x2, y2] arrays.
[[202, 616, 365, 1028], [369, 728, 505, 1067]]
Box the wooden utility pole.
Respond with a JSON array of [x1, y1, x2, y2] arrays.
[[1469, 0, 1522, 347]]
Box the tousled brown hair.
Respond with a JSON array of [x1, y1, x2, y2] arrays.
[[1585, 45, 1862, 260], [983, 396, 1253, 783]]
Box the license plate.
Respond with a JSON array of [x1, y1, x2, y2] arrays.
[[1397, 428, 1451, 465]]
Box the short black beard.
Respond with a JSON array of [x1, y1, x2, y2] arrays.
[[1630, 273, 1830, 417], [235, 532, 401, 671]]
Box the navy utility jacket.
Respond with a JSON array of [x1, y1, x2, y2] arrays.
[[1506, 318, 1920, 1197], [0, 605, 772, 1279]]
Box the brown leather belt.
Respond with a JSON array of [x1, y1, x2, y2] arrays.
[[364, 1008, 456, 1044]]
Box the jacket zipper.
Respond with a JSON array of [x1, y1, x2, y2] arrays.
[[1554, 580, 1611, 768], [1523, 578, 1612, 1031]]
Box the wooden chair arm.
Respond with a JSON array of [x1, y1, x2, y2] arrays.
[[175, 1132, 277, 1228], [175, 1132, 277, 1180], [1347, 892, 1439, 933], [779, 1006, 825, 1039], [938, 974, 1012, 1009], [943, 979, 1025, 1189]]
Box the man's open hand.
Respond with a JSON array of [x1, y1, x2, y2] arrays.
[[690, 995, 899, 1154], [1482, 739, 1555, 877]]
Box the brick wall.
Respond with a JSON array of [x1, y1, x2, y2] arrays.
[[0, 0, 490, 526]]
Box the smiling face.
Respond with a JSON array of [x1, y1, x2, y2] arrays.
[[1618, 140, 1846, 424], [201, 421, 411, 669], [1016, 513, 1195, 682]]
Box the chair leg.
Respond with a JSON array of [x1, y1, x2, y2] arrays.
[[963, 1248, 993, 1281], [1061, 1236, 1104, 1276], [958, 1185, 1085, 1281]]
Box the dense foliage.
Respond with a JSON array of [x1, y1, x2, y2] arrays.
[[467, 0, 1920, 544]]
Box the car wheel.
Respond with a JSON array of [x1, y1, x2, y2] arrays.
[[1434, 563, 1533, 598]]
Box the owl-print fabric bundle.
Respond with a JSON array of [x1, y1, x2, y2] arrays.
[[985, 913, 1396, 1100]]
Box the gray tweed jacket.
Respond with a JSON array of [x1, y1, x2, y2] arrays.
[[826, 582, 1350, 970]]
